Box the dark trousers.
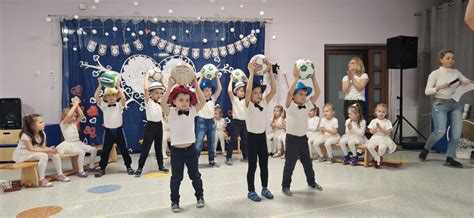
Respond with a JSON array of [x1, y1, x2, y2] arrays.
[[170, 146, 204, 204], [228, 119, 248, 159], [344, 100, 366, 120], [100, 127, 132, 170], [138, 121, 164, 169], [282, 134, 316, 189], [247, 132, 269, 192]]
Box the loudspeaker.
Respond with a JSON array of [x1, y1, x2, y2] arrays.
[[0, 98, 22, 129], [387, 36, 418, 69]]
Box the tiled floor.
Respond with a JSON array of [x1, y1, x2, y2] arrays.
[[1, 150, 473, 217]]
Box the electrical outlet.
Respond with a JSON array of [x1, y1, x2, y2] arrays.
[[49, 71, 55, 76], [79, 3, 87, 10], [33, 71, 40, 77]]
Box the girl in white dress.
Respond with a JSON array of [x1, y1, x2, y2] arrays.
[[267, 105, 286, 158], [57, 97, 98, 177], [339, 103, 367, 166], [312, 103, 340, 163], [367, 103, 397, 169], [214, 107, 228, 155], [307, 105, 320, 158]]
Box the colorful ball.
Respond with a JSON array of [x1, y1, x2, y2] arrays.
[[99, 71, 118, 88], [171, 63, 195, 86], [294, 58, 315, 80], [148, 67, 162, 82], [250, 54, 270, 75], [200, 64, 219, 80], [231, 69, 248, 83]]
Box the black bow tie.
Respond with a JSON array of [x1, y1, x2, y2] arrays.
[[298, 105, 306, 110], [153, 100, 161, 105], [108, 104, 117, 107], [178, 110, 190, 116], [254, 103, 264, 111], [206, 98, 212, 102], [238, 97, 245, 101]]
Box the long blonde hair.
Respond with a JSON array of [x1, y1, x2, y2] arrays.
[[349, 57, 365, 76]]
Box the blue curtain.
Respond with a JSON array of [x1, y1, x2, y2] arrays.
[[61, 19, 265, 153]]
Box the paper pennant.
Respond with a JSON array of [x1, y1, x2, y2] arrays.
[[122, 43, 131, 55], [133, 39, 144, 51], [173, 45, 182, 55], [192, 48, 200, 59], [111, 45, 119, 57], [249, 34, 258, 44], [203, 48, 211, 59], [211, 47, 219, 58], [87, 40, 97, 52], [242, 37, 251, 48], [150, 36, 159, 46], [235, 41, 243, 52], [182, 47, 190, 56], [227, 44, 236, 55], [165, 42, 174, 53], [98, 44, 107, 56], [219, 46, 227, 57]]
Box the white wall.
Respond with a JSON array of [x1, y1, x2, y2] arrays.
[[0, 0, 442, 123]]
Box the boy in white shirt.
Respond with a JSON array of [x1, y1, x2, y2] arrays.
[[226, 78, 248, 165]]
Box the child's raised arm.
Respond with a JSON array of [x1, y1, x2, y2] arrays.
[[265, 59, 276, 104], [309, 72, 320, 104], [143, 70, 150, 103], [194, 76, 206, 112], [245, 61, 255, 107], [94, 78, 103, 107], [285, 67, 299, 108], [117, 76, 126, 107], [161, 77, 174, 116], [212, 73, 223, 101], [227, 76, 236, 101]]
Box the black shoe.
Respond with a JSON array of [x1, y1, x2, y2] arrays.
[[127, 168, 135, 175], [445, 157, 463, 168], [309, 183, 323, 191], [196, 198, 205, 208], [159, 167, 169, 173], [419, 149, 429, 161], [282, 187, 292, 196], [171, 203, 181, 213], [94, 169, 105, 178], [134, 168, 142, 177]]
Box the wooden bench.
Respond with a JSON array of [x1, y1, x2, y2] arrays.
[[316, 143, 372, 167], [0, 154, 80, 188], [96, 144, 118, 163]]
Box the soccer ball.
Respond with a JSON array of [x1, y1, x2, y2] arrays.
[[294, 58, 315, 80], [99, 71, 118, 88], [200, 64, 218, 80], [171, 63, 195, 86], [231, 69, 248, 83], [250, 54, 270, 75], [148, 67, 162, 82]]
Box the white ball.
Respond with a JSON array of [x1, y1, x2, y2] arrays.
[[239, 34, 244, 39], [63, 37, 69, 42], [77, 29, 83, 35], [185, 29, 190, 34], [215, 29, 219, 33], [104, 32, 109, 36], [231, 69, 248, 83], [45, 17, 52, 22], [82, 31, 87, 35], [251, 29, 255, 34], [92, 29, 97, 34], [171, 35, 176, 40], [259, 10, 265, 16], [200, 64, 219, 80], [256, 29, 260, 33], [294, 58, 316, 80], [112, 26, 118, 32], [161, 27, 165, 31], [73, 47, 77, 51], [171, 63, 195, 86], [148, 67, 162, 82], [202, 38, 208, 43], [151, 31, 156, 36], [230, 27, 235, 32], [138, 30, 144, 35], [126, 27, 131, 31], [152, 17, 158, 23], [250, 54, 270, 76], [220, 37, 225, 42], [131, 32, 136, 37], [73, 15, 79, 19]]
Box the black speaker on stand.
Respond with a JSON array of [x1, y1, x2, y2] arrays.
[[0, 98, 22, 130], [387, 36, 426, 149]]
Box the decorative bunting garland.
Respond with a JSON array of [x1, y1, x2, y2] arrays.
[[85, 34, 258, 59]]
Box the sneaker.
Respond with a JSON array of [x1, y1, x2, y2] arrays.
[[209, 161, 216, 167], [282, 187, 293, 196], [171, 203, 181, 213], [134, 168, 143, 177], [372, 160, 381, 169], [94, 169, 105, 178], [351, 156, 359, 166], [196, 198, 205, 208], [127, 168, 135, 175], [445, 157, 463, 168], [56, 174, 71, 182], [39, 179, 53, 187], [309, 183, 323, 191], [159, 167, 170, 173], [88, 167, 99, 173], [225, 158, 233, 166], [78, 172, 88, 178], [419, 149, 429, 161], [261, 188, 274, 199], [341, 155, 350, 165], [317, 157, 327, 163], [247, 192, 261, 202], [326, 158, 334, 164]]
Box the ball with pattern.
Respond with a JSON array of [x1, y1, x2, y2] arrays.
[[231, 69, 247, 83], [250, 54, 269, 75], [148, 67, 162, 82], [294, 58, 315, 80], [200, 64, 218, 80]]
